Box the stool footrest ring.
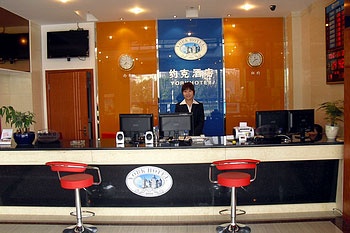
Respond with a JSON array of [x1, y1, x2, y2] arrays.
[[218, 208, 246, 216], [69, 210, 95, 218]]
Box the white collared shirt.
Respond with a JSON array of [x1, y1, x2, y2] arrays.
[[179, 99, 199, 112]]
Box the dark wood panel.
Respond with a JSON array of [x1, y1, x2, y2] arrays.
[[343, 25, 350, 221], [46, 69, 95, 140]]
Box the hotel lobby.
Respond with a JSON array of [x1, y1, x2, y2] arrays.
[[0, 0, 349, 232]]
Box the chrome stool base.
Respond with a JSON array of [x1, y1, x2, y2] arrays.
[[63, 224, 98, 233], [216, 223, 251, 233]]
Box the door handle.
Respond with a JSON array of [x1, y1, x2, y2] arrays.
[[79, 127, 87, 136]]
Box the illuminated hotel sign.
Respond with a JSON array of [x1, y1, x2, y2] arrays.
[[125, 166, 173, 198], [174, 37, 208, 60]]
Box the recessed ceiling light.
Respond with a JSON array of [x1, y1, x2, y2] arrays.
[[129, 7, 145, 14], [74, 10, 83, 17], [240, 3, 255, 11]]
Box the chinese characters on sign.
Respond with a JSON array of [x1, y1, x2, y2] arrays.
[[325, 0, 344, 84], [168, 68, 216, 86]]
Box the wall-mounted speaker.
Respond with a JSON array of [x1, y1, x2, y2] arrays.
[[116, 131, 124, 147], [145, 131, 153, 146]]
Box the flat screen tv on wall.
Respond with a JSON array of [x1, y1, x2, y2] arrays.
[[0, 33, 30, 62], [47, 30, 89, 59]]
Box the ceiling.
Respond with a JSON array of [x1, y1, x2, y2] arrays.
[[0, 0, 317, 25]]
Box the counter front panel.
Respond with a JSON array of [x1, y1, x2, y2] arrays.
[[0, 160, 338, 207]]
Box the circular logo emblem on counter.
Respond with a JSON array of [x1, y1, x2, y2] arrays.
[[125, 166, 173, 197], [174, 37, 207, 60]]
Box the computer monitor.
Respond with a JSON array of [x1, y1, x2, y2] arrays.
[[255, 110, 289, 137], [119, 114, 153, 143], [158, 113, 194, 138], [288, 109, 314, 142]]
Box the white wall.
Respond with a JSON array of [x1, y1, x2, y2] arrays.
[[41, 23, 96, 71], [0, 69, 33, 111], [40, 22, 96, 129], [288, 0, 344, 135]]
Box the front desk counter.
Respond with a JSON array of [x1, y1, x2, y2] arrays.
[[0, 138, 344, 219]]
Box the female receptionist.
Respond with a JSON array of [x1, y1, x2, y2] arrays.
[[175, 82, 205, 136]]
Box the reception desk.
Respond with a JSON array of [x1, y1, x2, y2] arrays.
[[0, 140, 344, 218]]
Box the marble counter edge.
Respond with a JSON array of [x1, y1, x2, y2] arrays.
[[0, 144, 343, 165]]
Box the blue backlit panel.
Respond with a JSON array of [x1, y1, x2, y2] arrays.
[[158, 19, 224, 136]]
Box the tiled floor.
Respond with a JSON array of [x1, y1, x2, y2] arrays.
[[0, 211, 348, 233], [0, 221, 344, 233]]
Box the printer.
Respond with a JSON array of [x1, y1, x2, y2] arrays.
[[233, 122, 254, 144]]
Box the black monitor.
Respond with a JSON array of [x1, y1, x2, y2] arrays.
[[47, 30, 89, 59], [119, 114, 153, 143], [288, 109, 314, 142], [158, 113, 194, 138], [255, 110, 289, 137]]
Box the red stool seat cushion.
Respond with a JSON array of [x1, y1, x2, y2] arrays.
[[217, 172, 251, 187], [60, 174, 94, 189]]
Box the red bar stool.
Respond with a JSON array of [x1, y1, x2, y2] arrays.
[[209, 159, 260, 233], [46, 161, 102, 233]]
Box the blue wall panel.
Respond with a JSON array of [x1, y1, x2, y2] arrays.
[[158, 19, 224, 136]]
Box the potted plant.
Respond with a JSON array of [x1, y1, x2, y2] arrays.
[[0, 105, 36, 145], [317, 100, 344, 140]]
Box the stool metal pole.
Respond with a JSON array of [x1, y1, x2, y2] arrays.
[[75, 189, 83, 229], [231, 187, 237, 228]]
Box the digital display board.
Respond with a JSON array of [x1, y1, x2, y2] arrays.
[[326, 0, 344, 84]]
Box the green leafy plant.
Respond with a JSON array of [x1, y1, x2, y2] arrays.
[[317, 100, 344, 126], [0, 105, 36, 134]]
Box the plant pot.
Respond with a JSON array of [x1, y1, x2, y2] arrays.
[[13, 132, 36, 145], [325, 125, 339, 141]]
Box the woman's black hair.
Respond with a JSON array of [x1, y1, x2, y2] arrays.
[[181, 82, 195, 95]]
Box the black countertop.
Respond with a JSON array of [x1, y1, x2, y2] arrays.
[[0, 137, 343, 150]]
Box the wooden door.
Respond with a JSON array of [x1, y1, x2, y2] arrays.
[[46, 69, 95, 141], [343, 25, 350, 222]]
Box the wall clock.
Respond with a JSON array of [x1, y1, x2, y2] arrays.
[[119, 54, 134, 71], [247, 52, 263, 67]]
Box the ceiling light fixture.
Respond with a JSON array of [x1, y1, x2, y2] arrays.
[[240, 3, 254, 11], [74, 10, 83, 17], [129, 7, 144, 14]]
